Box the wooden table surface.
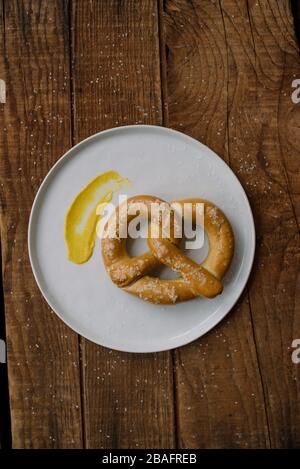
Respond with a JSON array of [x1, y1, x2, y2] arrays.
[[0, 0, 300, 449]]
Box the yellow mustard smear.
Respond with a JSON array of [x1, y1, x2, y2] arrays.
[[64, 170, 130, 264]]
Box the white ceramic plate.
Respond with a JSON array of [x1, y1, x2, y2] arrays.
[[28, 125, 255, 353]]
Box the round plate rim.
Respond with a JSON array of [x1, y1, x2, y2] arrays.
[[28, 124, 256, 353]]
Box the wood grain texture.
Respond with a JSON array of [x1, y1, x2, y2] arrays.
[[71, 0, 175, 448], [0, 0, 83, 448], [252, 0, 300, 222], [220, 0, 300, 448], [0, 1, 11, 449], [162, 0, 272, 448], [1, 0, 299, 449]]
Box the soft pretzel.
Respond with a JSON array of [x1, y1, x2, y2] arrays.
[[101, 196, 234, 304]]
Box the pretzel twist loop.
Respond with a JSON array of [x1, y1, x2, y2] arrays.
[[101, 195, 234, 304]]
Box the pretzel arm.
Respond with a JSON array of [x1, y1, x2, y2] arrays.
[[101, 196, 234, 305]]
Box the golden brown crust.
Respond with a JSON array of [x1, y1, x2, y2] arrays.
[[101, 196, 167, 287], [101, 196, 234, 304]]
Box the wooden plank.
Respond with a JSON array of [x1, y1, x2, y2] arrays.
[[0, 0, 83, 448], [255, 0, 300, 221], [291, 0, 300, 47], [71, 0, 175, 448], [162, 0, 270, 448], [0, 0, 11, 449], [0, 248, 12, 449], [219, 0, 300, 448]]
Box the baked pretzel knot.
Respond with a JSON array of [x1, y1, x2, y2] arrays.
[[101, 195, 234, 304]]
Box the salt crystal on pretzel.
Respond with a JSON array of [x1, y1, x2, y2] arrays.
[[101, 195, 234, 304]]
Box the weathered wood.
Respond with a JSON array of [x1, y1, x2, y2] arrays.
[[0, 247, 12, 449], [0, 0, 83, 448], [220, 0, 300, 448], [0, 1, 10, 449], [71, 0, 175, 448], [162, 0, 270, 448], [2, 0, 300, 449], [256, 0, 300, 221]]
